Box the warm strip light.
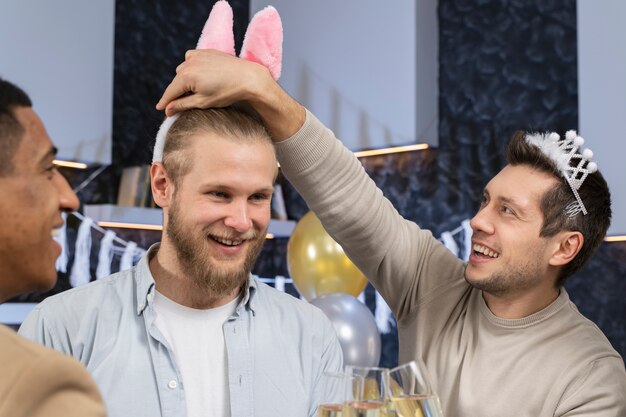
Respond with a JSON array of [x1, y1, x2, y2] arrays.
[[604, 235, 626, 242], [98, 221, 275, 239], [53, 159, 88, 169], [276, 144, 430, 168], [98, 221, 162, 231], [354, 143, 429, 158]]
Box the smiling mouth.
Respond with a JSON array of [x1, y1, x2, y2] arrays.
[[473, 243, 500, 258], [51, 227, 63, 239], [209, 235, 245, 247]]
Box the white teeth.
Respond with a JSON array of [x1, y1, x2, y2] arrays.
[[213, 236, 242, 246], [473, 244, 499, 258], [52, 228, 62, 239]]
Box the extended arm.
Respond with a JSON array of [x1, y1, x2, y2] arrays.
[[156, 50, 466, 321]]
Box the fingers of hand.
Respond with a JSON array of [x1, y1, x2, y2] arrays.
[[165, 94, 215, 116], [185, 49, 201, 60], [157, 75, 191, 110]]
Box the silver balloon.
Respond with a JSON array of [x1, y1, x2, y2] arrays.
[[310, 293, 381, 367]]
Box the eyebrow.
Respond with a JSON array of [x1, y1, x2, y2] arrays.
[[484, 189, 528, 214], [499, 195, 523, 207], [500, 197, 529, 216]]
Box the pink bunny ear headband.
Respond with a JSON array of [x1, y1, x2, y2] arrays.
[[152, 0, 282, 163]]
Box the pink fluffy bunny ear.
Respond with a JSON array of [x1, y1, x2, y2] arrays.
[[239, 6, 283, 80], [153, 2, 283, 163], [196, 0, 236, 55], [153, 1, 237, 163]]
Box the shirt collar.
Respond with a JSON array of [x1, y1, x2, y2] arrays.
[[135, 244, 159, 315], [134, 243, 259, 316], [239, 275, 258, 316]]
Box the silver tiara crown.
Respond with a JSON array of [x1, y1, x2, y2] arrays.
[[525, 130, 598, 216]]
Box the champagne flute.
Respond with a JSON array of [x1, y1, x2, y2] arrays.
[[317, 372, 361, 417], [345, 366, 390, 416], [387, 360, 443, 417]]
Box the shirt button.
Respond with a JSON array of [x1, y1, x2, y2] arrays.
[[168, 380, 178, 389]]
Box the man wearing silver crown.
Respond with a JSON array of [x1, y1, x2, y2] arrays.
[[156, 49, 626, 417]]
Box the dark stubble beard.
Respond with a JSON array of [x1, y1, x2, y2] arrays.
[[464, 253, 545, 296], [166, 198, 266, 299]]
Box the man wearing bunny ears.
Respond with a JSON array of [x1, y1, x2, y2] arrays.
[[154, 45, 626, 417], [20, 3, 342, 417]]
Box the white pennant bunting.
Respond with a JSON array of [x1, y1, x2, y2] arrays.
[[70, 217, 93, 287], [55, 212, 69, 273], [119, 241, 138, 271], [96, 230, 116, 279]]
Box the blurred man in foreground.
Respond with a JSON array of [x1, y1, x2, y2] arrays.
[[0, 78, 105, 417]]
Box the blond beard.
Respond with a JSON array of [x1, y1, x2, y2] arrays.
[[166, 199, 266, 299]]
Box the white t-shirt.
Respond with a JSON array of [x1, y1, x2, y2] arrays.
[[154, 290, 238, 417]]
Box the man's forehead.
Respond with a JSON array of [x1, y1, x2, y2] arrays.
[[189, 132, 275, 159], [184, 133, 275, 176], [12, 107, 55, 161], [191, 129, 272, 147], [487, 164, 559, 204]]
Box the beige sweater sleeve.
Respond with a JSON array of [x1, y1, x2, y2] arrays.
[[0, 326, 106, 417], [555, 356, 626, 417], [276, 109, 467, 324]]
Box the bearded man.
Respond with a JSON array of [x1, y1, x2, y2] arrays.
[[19, 107, 342, 417]]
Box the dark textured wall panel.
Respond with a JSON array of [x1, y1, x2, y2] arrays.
[[439, 0, 578, 221], [113, 0, 250, 168]]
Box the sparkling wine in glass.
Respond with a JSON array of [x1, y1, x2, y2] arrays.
[[387, 360, 444, 417], [317, 372, 361, 417], [344, 400, 388, 417], [345, 366, 390, 417]]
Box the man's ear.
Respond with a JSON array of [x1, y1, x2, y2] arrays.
[[549, 231, 584, 267], [151, 163, 173, 208]]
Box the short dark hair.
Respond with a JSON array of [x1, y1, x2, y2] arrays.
[[0, 78, 32, 176], [162, 106, 274, 186], [505, 131, 612, 286]]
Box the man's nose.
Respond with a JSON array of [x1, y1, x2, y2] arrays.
[[469, 206, 494, 235], [223, 200, 253, 233], [56, 172, 80, 212]]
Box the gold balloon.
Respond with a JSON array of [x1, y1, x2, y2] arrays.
[[287, 211, 368, 300]]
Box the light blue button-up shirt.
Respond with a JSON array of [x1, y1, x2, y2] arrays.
[[19, 245, 343, 417]]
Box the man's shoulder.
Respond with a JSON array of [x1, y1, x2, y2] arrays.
[[248, 280, 343, 370], [21, 267, 140, 337], [251, 278, 332, 323], [558, 298, 622, 359], [37, 267, 137, 312], [530, 296, 626, 392]]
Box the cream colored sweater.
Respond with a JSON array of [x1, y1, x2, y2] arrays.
[[275, 110, 626, 417]]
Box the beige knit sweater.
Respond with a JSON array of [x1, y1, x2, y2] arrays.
[[275, 110, 626, 417]]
